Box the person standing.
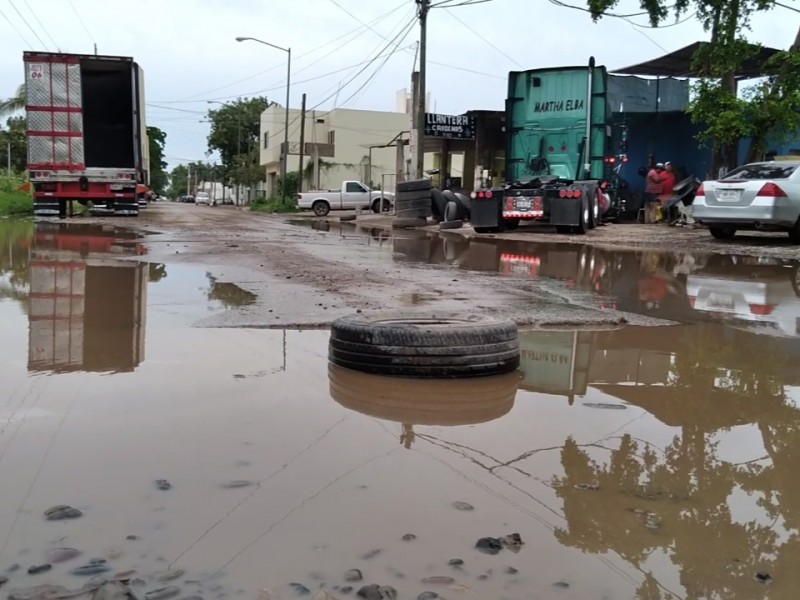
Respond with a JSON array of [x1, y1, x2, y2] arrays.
[[644, 163, 666, 224], [658, 162, 676, 222]]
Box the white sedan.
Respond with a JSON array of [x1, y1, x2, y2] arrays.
[[196, 192, 212, 206], [692, 161, 800, 242]]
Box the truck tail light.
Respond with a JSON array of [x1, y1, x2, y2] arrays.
[[505, 198, 513, 210], [695, 183, 705, 197], [749, 303, 775, 316], [757, 182, 787, 198], [484, 190, 492, 198], [559, 189, 567, 198]]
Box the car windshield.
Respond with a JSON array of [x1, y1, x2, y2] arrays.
[[721, 163, 798, 180]]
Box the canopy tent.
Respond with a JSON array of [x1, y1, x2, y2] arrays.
[[613, 41, 782, 79]]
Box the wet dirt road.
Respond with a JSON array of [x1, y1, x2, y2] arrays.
[[1, 208, 800, 600]]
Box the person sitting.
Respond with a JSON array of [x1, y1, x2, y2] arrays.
[[644, 163, 666, 224]]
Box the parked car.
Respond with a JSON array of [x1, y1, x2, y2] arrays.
[[297, 181, 394, 217], [196, 192, 211, 206], [692, 161, 800, 242], [180, 195, 195, 203]]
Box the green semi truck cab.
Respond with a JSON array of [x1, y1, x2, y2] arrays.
[[470, 57, 615, 235]]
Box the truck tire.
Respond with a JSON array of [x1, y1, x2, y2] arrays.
[[503, 218, 520, 231], [439, 219, 463, 230], [392, 217, 427, 229], [431, 189, 447, 221], [573, 181, 600, 229], [443, 201, 459, 223], [454, 192, 472, 220], [442, 190, 466, 221], [572, 193, 589, 235], [396, 179, 433, 193], [329, 311, 520, 378], [329, 363, 519, 426], [312, 200, 331, 216], [371, 198, 391, 213]]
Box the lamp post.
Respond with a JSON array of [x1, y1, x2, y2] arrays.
[[236, 36, 291, 199]]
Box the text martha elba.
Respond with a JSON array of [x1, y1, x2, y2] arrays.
[[533, 99, 585, 113]]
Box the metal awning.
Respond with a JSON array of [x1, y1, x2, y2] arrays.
[[613, 41, 782, 79]]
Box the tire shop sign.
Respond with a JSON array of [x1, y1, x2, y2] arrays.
[[425, 113, 475, 140]]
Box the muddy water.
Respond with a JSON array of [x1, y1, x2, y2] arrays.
[[2, 220, 800, 600]]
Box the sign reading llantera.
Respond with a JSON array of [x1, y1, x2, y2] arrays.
[[424, 113, 475, 140], [533, 99, 585, 113]]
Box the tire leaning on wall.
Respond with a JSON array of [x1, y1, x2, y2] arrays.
[[395, 178, 433, 220]]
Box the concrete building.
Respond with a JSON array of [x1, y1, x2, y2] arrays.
[[259, 103, 409, 196]]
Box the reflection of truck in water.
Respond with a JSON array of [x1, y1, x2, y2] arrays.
[[470, 58, 613, 234], [28, 223, 148, 373], [24, 51, 149, 218], [518, 330, 595, 403]]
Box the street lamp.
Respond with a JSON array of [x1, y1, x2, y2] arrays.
[[236, 36, 291, 199]]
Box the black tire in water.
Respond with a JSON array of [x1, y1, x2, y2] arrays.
[[329, 312, 520, 378]]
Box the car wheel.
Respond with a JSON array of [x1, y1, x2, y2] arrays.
[[312, 201, 330, 217], [788, 217, 800, 244], [372, 198, 390, 213], [709, 225, 736, 240], [328, 311, 520, 378]]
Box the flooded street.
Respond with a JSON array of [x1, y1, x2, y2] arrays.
[[1, 213, 799, 599]]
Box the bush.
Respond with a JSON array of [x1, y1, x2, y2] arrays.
[[250, 196, 298, 214], [0, 176, 32, 216]]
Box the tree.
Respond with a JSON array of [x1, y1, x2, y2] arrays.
[[205, 96, 269, 188], [168, 164, 188, 197], [147, 126, 169, 195], [585, 1, 799, 173], [0, 84, 25, 117], [0, 116, 28, 174]]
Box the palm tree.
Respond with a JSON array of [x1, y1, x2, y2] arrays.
[[0, 84, 25, 117]]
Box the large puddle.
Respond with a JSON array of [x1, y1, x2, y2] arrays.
[[1, 220, 799, 599]]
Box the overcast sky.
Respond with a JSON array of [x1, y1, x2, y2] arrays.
[[1, 0, 797, 169]]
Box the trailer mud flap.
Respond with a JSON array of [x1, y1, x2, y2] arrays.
[[549, 198, 582, 227], [470, 196, 503, 229]]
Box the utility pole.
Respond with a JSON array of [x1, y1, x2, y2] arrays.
[[186, 163, 191, 196], [298, 93, 306, 194], [6, 141, 10, 181], [414, 0, 430, 180]]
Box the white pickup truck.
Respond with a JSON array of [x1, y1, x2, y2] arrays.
[[297, 181, 394, 217]]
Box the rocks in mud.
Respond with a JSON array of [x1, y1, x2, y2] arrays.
[[475, 533, 524, 555], [220, 480, 256, 489], [339, 587, 353, 595], [154, 570, 185, 583], [447, 559, 464, 567], [155, 480, 172, 491], [574, 483, 599, 491], [43, 506, 82, 521], [754, 572, 773, 584], [27, 564, 52, 575], [417, 593, 439, 600], [553, 581, 570, 589], [401, 534, 416, 541], [355, 585, 396, 600], [344, 570, 363, 582], [451, 501, 474, 511], [506, 567, 518, 575], [45, 548, 81, 564], [94, 582, 133, 600], [7, 584, 72, 600], [71, 559, 112, 577], [289, 583, 311, 596], [0, 576, 8, 588], [359, 549, 382, 561], [420, 577, 453, 586], [145, 586, 181, 600]]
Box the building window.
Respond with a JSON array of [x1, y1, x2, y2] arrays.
[[263, 132, 269, 149], [327, 130, 335, 145]]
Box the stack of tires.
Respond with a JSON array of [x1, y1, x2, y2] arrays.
[[393, 179, 432, 229]]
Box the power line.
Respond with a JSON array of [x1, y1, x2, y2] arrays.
[[155, 2, 409, 104], [774, 1, 800, 13], [0, 4, 32, 47], [66, 0, 94, 44], [337, 18, 418, 109], [20, 0, 59, 50], [7, 0, 49, 49], [443, 7, 523, 67]]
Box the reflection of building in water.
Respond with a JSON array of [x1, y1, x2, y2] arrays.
[[28, 223, 148, 374]]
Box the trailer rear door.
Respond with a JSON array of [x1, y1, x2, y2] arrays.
[[24, 52, 85, 171]]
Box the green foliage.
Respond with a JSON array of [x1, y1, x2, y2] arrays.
[[168, 164, 188, 197], [0, 83, 25, 117], [0, 116, 28, 173], [147, 126, 168, 195], [277, 170, 299, 199], [250, 197, 298, 213], [0, 186, 33, 216], [206, 97, 269, 188], [585, 0, 799, 167]]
